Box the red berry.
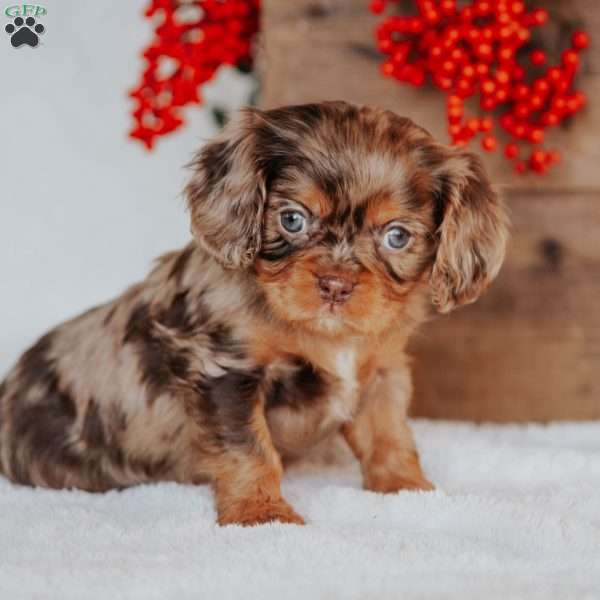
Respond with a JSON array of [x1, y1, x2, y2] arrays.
[[466, 117, 480, 132], [480, 117, 493, 132], [460, 7, 474, 23], [498, 46, 514, 62], [410, 69, 426, 86], [513, 123, 526, 138], [533, 79, 550, 95], [481, 97, 496, 110], [514, 103, 530, 119], [572, 31, 589, 50], [462, 65, 476, 78], [424, 9, 440, 24], [496, 88, 509, 103], [437, 76, 453, 90], [529, 128, 544, 144], [475, 1, 492, 17], [448, 106, 463, 123], [529, 94, 544, 110], [498, 26, 512, 40], [440, 0, 456, 16], [574, 91, 587, 108], [481, 27, 494, 42], [553, 97, 567, 113], [513, 1, 526, 14], [408, 17, 424, 33], [451, 48, 465, 62], [378, 39, 393, 53], [457, 79, 474, 96], [482, 135, 497, 151], [449, 123, 462, 136], [442, 60, 456, 74], [541, 111, 560, 126], [562, 49, 580, 69], [477, 43, 493, 61], [500, 114, 514, 130], [459, 126, 475, 140], [530, 149, 546, 165], [530, 49, 546, 66], [547, 67, 562, 82], [381, 62, 395, 76], [446, 27, 460, 42], [548, 150, 561, 163], [504, 142, 519, 158], [512, 66, 525, 81], [430, 45, 444, 60], [476, 63, 490, 77], [565, 96, 580, 113], [495, 69, 510, 85], [532, 8, 549, 25], [481, 79, 496, 95], [370, 0, 386, 14], [512, 83, 529, 101], [466, 27, 480, 44]]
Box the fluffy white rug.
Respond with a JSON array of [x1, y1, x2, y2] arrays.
[[1, 420, 599, 599]]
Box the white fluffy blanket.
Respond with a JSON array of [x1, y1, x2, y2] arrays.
[[1, 420, 599, 599]]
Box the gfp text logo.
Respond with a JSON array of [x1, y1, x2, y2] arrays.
[[5, 4, 46, 17]]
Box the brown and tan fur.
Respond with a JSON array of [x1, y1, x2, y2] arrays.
[[0, 102, 508, 526]]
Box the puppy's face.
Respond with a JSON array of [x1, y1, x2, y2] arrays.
[[186, 102, 508, 337], [254, 173, 436, 336]]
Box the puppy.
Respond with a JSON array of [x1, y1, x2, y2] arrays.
[[0, 102, 508, 525]]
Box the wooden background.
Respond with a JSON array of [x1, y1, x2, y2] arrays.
[[260, 0, 600, 421]]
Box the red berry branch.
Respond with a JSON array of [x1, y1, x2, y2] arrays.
[[370, 0, 589, 174], [129, 0, 260, 149]]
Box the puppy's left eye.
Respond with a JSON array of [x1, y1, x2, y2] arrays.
[[280, 210, 307, 234], [383, 226, 411, 250]]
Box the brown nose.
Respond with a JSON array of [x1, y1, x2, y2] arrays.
[[317, 275, 355, 305]]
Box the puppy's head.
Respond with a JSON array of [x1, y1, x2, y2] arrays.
[[186, 102, 508, 336]]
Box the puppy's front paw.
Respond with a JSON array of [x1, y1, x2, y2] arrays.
[[365, 472, 435, 494], [218, 498, 305, 527]]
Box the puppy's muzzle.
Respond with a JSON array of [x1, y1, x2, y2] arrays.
[[317, 275, 355, 305]]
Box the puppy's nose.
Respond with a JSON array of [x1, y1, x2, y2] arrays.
[[317, 275, 355, 304]]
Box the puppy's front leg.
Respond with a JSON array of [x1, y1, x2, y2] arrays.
[[342, 369, 434, 493], [195, 373, 304, 526]]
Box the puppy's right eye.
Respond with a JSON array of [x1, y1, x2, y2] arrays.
[[383, 226, 411, 250], [280, 210, 306, 234]]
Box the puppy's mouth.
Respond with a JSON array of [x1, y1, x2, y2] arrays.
[[287, 303, 363, 335], [311, 300, 358, 333], [323, 301, 344, 314]]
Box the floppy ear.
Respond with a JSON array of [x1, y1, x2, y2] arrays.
[[429, 148, 509, 313], [185, 108, 266, 269]]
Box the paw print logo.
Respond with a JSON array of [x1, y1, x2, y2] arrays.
[[5, 16, 45, 48]]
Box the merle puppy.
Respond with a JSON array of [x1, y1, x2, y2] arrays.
[[0, 102, 508, 525]]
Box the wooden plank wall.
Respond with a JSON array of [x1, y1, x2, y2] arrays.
[[261, 0, 600, 421]]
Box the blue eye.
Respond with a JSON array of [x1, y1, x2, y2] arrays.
[[383, 226, 411, 250], [280, 210, 306, 234]]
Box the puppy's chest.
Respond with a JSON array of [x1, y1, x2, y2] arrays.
[[265, 350, 364, 457]]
